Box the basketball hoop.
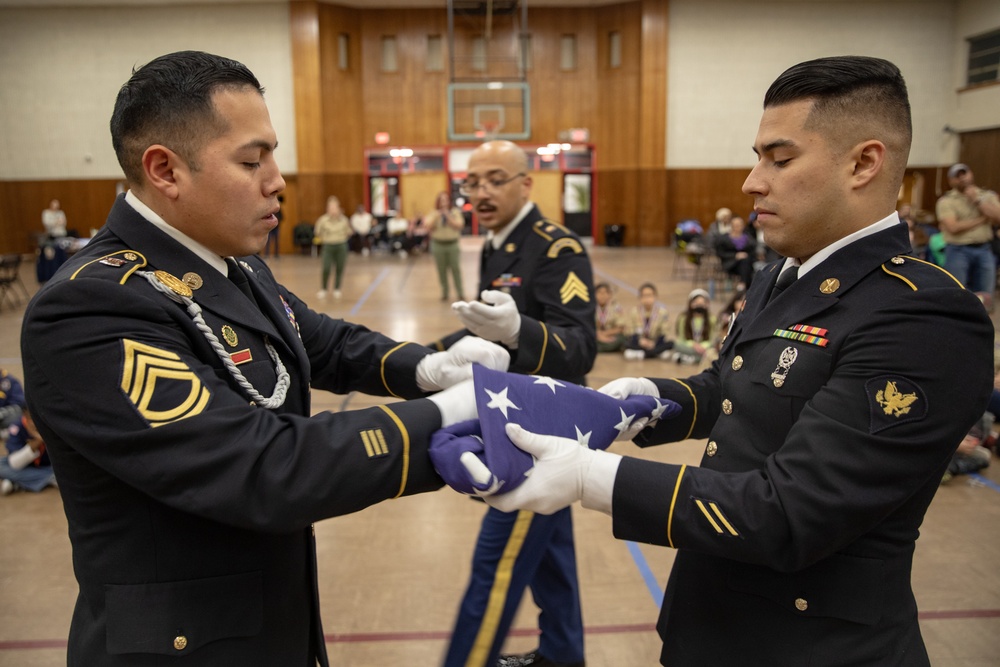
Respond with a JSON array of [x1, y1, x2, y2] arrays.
[[478, 120, 502, 142]]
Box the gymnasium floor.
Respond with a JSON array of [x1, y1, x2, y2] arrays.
[[1, 238, 998, 666]]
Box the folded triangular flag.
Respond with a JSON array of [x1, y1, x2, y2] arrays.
[[430, 365, 680, 495]]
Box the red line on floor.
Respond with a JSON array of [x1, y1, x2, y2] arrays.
[[1, 613, 997, 652]]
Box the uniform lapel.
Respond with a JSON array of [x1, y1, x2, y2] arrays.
[[728, 225, 913, 349], [479, 207, 539, 293], [106, 199, 285, 343]]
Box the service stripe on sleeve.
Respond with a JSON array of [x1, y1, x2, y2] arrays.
[[376, 405, 410, 497], [666, 465, 687, 548], [379, 342, 413, 399]]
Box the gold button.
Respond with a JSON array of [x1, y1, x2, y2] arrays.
[[891, 256, 905, 265], [794, 598, 808, 612], [706, 441, 718, 457], [173, 636, 188, 651], [722, 399, 733, 415], [731, 356, 744, 371]]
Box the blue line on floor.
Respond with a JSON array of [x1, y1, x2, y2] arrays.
[[349, 267, 391, 316], [592, 268, 638, 296], [626, 540, 664, 607], [969, 473, 1000, 493]]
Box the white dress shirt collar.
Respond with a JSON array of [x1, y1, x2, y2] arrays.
[[124, 190, 229, 276]]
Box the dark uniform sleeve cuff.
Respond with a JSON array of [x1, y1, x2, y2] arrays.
[[378, 398, 445, 496], [612, 457, 687, 548], [380, 342, 433, 399]]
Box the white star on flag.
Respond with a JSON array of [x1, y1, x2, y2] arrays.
[[613, 407, 635, 436], [485, 386, 521, 418], [533, 376, 566, 393], [574, 426, 592, 448], [650, 398, 668, 421]]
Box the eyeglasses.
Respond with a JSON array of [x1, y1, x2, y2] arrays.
[[459, 172, 526, 197]]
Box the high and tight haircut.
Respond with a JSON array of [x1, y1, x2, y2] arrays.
[[763, 55, 912, 155], [110, 50, 264, 185]]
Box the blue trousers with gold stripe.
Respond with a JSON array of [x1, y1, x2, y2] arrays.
[[445, 505, 584, 667]]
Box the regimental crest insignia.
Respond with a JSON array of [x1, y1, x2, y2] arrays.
[[866, 375, 926, 433], [119, 339, 211, 427], [221, 325, 238, 348], [559, 271, 590, 304]]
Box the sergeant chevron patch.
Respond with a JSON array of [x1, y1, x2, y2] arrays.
[[559, 272, 590, 304], [119, 339, 211, 427]]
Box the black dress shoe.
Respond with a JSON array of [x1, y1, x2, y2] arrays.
[[496, 650, 585, 667]]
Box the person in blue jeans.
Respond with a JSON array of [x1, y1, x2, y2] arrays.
[[935, 163, 1000, 295], [1, 407, 56, 496]]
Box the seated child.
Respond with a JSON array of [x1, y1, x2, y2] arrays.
[[941, 412, 992, 484], [623, 282, 673, 360], [595, 283, 627, 353], [1, 408, 56, 496], [671, 289, 717, 365]]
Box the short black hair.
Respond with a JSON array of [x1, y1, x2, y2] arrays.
[[764, 55, 911, 163], [638, 282, 658, 295], [110, 50, 264, 185]]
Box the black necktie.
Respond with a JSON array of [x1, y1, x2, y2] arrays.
[[226, 258, 257, 305], [481, 241, 494, 272], [768, 265, 799, 304]]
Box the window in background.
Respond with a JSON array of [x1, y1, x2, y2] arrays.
[[967, 29, 1000, 86], [381, 36, 398, 73], [518, 34, 533, 72], [609, 31, 621, 69], [560, 34, 577, 71], [427, 35, 443, 72], [338, 34, 349, 71], [472, 35, 487, 72]]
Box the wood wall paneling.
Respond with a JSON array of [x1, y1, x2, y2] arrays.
[[960, 128, 1000, 195], [290, 0, 325, 175], [638, 0, 668, 170], [0, 180, 122, 255], [666, 168, 755, 235], [595, 2, 643, 170], [319, 3, 364, 174]]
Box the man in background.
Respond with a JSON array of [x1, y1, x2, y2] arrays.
[[432, 140, 595, 667], [936, 162, 1000, 298]]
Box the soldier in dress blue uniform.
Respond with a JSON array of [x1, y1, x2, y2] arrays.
[[430, 141, 595, 667], [471, 57, 994, 666], [19, 51, 503, 667]]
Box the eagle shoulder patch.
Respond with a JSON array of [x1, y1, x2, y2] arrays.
[[865, 375, 927, 433]]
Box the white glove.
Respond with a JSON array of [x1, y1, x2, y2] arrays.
[[483, 423, 621, 515], [452, 290, 522, 349], [415, 337, 511, 392], [598, 377, 661, 441], [427, 378, 477, 428], [598, 376, 659, 400]]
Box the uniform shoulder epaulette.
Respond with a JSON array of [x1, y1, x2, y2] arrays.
[[533, 220, 584, 258], [880, 254, 963, 291], [69, 250, 148, 286]]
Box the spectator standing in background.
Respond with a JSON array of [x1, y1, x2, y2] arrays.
[[424, 191, 466, 301], [314, 195, 351, 299], [42, 199, 68, 238], [935, 163, 1000, 298]]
